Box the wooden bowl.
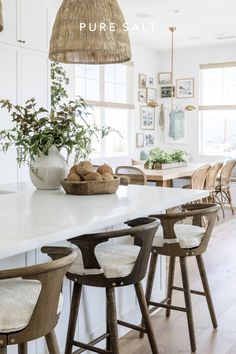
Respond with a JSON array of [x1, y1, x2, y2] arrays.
[[61, 177, 120, 195]]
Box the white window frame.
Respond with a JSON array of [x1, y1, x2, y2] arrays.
[[75, 62, 134, 161], [199, 62, 236, 156]]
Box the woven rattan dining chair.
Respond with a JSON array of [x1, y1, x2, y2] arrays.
[[215, 159, 236, 217], [115, 166, 147, 185], [189, 164, 211, 190], [47, 218, 160, 354], [205, 162, 223, 203], [0, 247, 77, 354], [140, 203, 220, 353]]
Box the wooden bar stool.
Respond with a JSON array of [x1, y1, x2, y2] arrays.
[[141, 204, 219, 352], [0, 247, 77, 354], [60, 217, 159, 354]]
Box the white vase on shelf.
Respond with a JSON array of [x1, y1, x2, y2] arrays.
[[29, 146, 68, 190]]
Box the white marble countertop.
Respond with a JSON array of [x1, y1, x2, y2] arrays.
[[0, 183, 209, 259]]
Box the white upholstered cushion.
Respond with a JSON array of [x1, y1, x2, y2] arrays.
[[153, 224, 206, 249], [0, 279, 63, 333], [69, 244, 141, 279]]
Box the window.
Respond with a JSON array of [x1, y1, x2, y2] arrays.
[[75, 63, 134, 158], [199, 62, 236, 155]]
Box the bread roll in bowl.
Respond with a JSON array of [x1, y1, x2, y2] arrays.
[[84, 172, 103, 181], [67, 171, 82, 182], [76, 161, 94, 177], [97, 164, 113, 176], [69, 165, 79, 174], [102, 173, 114, 181]]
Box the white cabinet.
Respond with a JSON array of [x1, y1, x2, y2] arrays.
[[0, 0, 50, 184], [0, 0, 48, 53], [0, 45, 49, 184], [0, 0, 18, 46], [20, 0, 49, 52], [0, 45, 18, 184], [19, 49, 49, 108]]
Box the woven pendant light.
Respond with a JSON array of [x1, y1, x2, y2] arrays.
[[49, 0, 132, 64], [0, 0, 3, 32]]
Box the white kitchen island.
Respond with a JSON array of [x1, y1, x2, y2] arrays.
[[0, 183, 209, 354]]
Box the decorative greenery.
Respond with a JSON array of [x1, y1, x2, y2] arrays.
[[145, 147, 187, 168], [0, 62, 114, 166], [51, 62, 69, 111]]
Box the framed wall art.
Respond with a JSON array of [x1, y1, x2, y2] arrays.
[[138, 90, 147, 103], [176, 78, 194, 98], [136, 133, 144, 148], [144, 133, 155, 149], [158, 72, 172, 86], [146, 87, 156, 102], [148, 76, 155, 87], [139, 74, 147, 88], [160, 86, 175, 98], [140, 106, 155, 130]]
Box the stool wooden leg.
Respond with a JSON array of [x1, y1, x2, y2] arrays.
[[0, 347, 7, 354], [65, 283, 82, 354], [135, 282, 159, 354], [166, 256, 176, 318], [179, 257, 196, 353], [45, 331, 60, 354], [106, 287, 120, 354], [106, 296, 111, 351], [18, 343, 27, 354], [196, 255, 218, 328], [140, 251, 158, 339]]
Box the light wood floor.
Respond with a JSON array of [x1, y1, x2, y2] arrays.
[[119, 208, 236, 354]]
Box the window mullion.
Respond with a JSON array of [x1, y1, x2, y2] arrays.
[[100, 107, 106, 158]]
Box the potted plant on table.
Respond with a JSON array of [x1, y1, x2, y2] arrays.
[[0, 63, 113, 190], [145, 148, 188, 170]]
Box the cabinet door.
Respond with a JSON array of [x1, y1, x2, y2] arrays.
[[0, 0, 18, 46], [0, 45, 18, 184], [20, 0, 48, 52], [19, 48, 49, 108]]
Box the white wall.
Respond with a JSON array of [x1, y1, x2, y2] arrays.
[[156, 43, 236, 163], [130, 43, 159, 161]]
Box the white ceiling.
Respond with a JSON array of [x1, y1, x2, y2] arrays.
[[118, 0, 236, 51]]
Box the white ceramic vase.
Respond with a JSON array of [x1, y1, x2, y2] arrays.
[[29, 146, 68, 190]]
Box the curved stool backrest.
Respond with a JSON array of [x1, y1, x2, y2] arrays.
[[66, 217, 159, 287], [115, 166, 147, 185], [0, 247, 77, 345], [150, 204, 220, 257]]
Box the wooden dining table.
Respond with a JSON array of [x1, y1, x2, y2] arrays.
[[135, 163, 205, 187]]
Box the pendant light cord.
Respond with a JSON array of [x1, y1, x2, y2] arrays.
[[169, 27, 176, 112]]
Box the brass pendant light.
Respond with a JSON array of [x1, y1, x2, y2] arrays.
[[0, 0, 3, 32], [49, 0, 132, 64]]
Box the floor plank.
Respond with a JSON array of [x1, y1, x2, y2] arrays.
[[119, 208, 236, 354]]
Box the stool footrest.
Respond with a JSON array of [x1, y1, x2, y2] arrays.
[[172, 286, 205, 296], [72, 333, 110, 354], [117, 319, 146, 333], [149, 301, 187, 313]]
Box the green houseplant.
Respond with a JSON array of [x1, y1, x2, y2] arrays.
[[0, 63, 113, 189], [145, 148, 187, 169]]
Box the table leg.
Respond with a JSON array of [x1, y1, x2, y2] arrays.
[[155, 180, 171, 187]]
